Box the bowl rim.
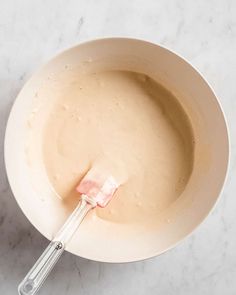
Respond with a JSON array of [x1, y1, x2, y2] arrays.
[[4, 37, 230, 263]]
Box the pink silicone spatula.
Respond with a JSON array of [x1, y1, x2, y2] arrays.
[[18, 167, 118, 295]]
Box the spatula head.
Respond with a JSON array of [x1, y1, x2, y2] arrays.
[[76, 168, 119, 208]]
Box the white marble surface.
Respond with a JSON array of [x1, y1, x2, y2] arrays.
[[0, 0, 236, 294]]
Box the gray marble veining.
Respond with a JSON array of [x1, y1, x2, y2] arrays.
[[0, 0, 236, 294]]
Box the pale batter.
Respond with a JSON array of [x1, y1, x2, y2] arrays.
[[42, 70, 194, 224]]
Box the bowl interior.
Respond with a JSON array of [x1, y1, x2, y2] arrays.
[[5, 38, 229, 262]]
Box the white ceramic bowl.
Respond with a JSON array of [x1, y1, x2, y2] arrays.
[[4, 38, 229, 263]]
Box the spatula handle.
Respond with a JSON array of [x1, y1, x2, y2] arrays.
[[18, 197, 92, 295], [18, 240, 65, 295]]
